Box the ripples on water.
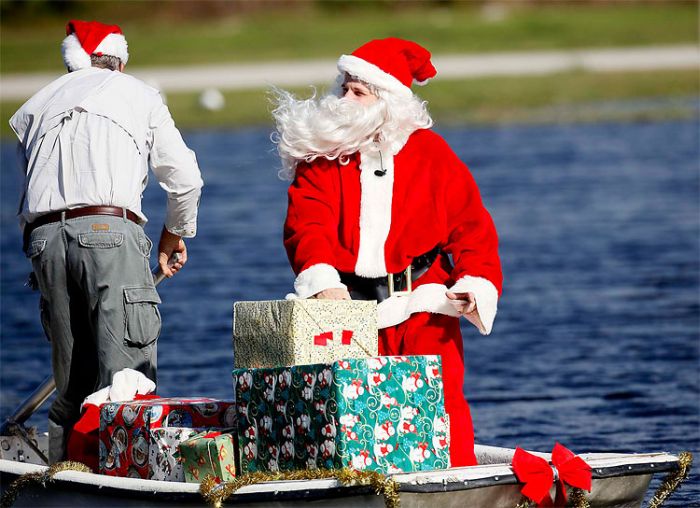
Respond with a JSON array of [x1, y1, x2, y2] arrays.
[[1, 119, 698, 505]]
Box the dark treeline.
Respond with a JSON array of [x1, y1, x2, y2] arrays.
[[2, 0, 443, 23], [2, 0, 691, 25]]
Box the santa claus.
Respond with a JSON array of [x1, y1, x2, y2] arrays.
[[273, 38, 503, 467]]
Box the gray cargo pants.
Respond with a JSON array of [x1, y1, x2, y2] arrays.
[[25, 213, 161, 463]]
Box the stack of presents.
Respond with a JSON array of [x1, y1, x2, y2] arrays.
[[85, 299, 451, 483]]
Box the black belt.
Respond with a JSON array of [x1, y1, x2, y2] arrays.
[[340, 246, 442, 303], [23, 206, 139, 249]]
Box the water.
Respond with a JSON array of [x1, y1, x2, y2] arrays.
[[1, 119, 698, 505]]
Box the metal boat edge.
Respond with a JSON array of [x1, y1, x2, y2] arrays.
[[0, 445, 683, 507]]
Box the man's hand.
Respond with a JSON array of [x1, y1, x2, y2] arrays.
[[158, 227, 187, 278], [446, 291, 477, 315], [314, 288, 351, 300]]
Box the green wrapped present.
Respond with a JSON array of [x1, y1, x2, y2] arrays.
[[232, 355, 450, 475], [178, 430, 237, 483], [233, 300, 377, 369]]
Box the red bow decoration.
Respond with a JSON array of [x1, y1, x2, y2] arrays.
[[511, 443, 592, 506]]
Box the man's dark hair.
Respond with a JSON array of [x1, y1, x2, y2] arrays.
[[91, 54, 122, 71]]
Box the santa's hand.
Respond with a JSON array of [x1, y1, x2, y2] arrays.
[[446, 291, 477, 315], [314, 288, 351, 300]]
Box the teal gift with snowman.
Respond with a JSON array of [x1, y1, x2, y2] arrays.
[[232, 355, 450, 475]]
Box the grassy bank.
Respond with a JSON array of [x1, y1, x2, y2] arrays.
[[5, 68, 695, 138], [1, 2, 697, 73], [143, 68, 700, 128]]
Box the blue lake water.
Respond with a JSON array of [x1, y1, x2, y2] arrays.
[[1, 118, 698, 505]]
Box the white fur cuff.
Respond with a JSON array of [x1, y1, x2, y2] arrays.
[[377, 283, 460, 329], [294, 263, 347, 299], [449, 275, 499, 335]]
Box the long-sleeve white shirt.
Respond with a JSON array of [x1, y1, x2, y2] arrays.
[[10, 67, 203, 237]]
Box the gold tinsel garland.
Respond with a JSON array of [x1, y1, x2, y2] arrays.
[[199, 468, 400, 508], [514, 487, 590, 508], [569, 487, 592, 508], [514, 497, 534, 508], [0, 460, 92, 508], [647, 451, 693, 508]]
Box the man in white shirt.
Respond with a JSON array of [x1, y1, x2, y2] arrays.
[[10, 20, 203, 463]]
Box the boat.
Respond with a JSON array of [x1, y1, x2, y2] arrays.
[[0, 269, 690, 507], [0, 430, 689, 507]]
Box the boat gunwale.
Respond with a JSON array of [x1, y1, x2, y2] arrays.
[[0, 451, 681, 498]]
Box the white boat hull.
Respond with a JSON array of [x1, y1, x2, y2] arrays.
[[0, 445, 681, 507]]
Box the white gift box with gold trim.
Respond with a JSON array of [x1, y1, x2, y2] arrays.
[[233, 300, 378, 368]]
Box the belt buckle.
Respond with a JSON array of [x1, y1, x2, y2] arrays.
[[387, 265, 412, 297]]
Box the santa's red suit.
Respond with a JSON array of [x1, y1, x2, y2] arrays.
[[284, 128, 502, 467]]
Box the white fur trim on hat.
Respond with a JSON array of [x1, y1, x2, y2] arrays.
[[94, 33, 129, 64], [293, 263, 347, 299], [61, 32, 129, 72], [338, 54, 413, 99], [449, 275, 499, 335], [61, 34, 92, 71]]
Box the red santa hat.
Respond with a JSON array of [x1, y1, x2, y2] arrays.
[[337, 38, 437, 99], [61, 20, 129, 72]]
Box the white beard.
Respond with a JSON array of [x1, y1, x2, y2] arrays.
[[272, 87, 433, 179]]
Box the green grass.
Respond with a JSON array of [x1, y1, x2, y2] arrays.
[[1, 2, 697, 73], [8, 68, 692, 138], [419, 69, 700, 124]]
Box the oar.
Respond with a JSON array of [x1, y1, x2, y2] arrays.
[[0, 253, 181, 439]]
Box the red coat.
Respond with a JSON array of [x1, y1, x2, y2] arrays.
[[284, 129, 502, 333]]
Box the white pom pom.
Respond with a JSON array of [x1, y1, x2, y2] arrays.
[[61, 34, 91, 71]]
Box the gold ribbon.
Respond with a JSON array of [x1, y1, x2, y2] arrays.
[[647, 451, 693, 508], [199, 468, 399, 508], [0, 460, 92, 507]]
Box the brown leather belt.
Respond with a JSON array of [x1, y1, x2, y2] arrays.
[[24, 206, 140, 247]]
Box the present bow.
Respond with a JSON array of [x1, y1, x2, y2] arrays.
[[511, 442, 592, 506]]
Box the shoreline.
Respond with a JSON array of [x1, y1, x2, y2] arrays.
[[1, 47, 697, 138], [2, 45, 697, 101]]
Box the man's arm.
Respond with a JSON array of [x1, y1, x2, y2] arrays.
[[284, 161, 349, 299], [149, 98, 203, 277], [439, 138, 502, 335]]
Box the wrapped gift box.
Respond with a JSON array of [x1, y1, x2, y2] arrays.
[[233, 300, 378, 369], [232, 355, 450, 475], [150, 427, 206, 481], [179, 430, 237, 483], [99, 397, 236, 478]]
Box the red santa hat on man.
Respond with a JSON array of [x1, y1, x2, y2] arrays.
[[61, 20, 129, 72], [337, 38, 437, 99]]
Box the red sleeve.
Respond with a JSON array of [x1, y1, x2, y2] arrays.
[[283, 160, 341, 274], [440, 140, 503, 295]]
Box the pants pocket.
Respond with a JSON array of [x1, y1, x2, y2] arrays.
[[79, 232, 124, 249], [25, 238, 47, 259], [138, 231, 153, 258], [123, 286, 162, 348]]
